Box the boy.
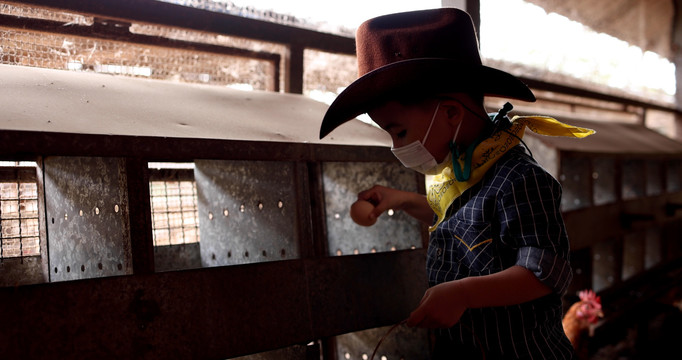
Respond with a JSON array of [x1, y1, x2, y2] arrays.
[[319, 8, 593, 359]]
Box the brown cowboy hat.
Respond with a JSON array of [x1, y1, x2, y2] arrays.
[[319, 8, 536, 139]]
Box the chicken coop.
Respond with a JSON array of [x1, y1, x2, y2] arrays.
[[2, 0, 682, 359], [524, 117, 682, 282], [0, 1, 435, 358], [0, 61, 437, 358]]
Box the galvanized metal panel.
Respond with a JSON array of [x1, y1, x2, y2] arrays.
[[322, 161, 423, 256], [592, 238, 619, 293], [593, 157, 617, 206], [335, 325, 431, 360], [43, 156, 132, 281], [194, 159, 299, 266], [560, 156, 592, 211]]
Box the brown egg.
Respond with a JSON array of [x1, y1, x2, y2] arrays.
[[350, 199, 377, 226]]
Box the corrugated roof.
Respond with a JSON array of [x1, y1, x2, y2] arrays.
[[0, 64, 391, 147], [525, 0, 673, 59]]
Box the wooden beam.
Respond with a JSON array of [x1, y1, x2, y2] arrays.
[[0, 249, 426, 359], [563, 191, 682, 250], [125, 157, 155, 275], [0, 130, 396, 163], [3, 0, 356, 55]]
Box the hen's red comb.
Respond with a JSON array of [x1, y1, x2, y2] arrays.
[[578, 289, 601, 305]]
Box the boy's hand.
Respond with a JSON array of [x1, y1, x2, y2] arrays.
[[357, 185, 405, 222], [406, 280, 469, 328], [357, 185, 435, 225]]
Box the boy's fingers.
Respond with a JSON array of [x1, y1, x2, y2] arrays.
[[406, 306, 425, 327]]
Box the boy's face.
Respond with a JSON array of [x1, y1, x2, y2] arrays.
[[368, 97, 485, 164]]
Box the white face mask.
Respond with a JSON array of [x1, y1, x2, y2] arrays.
[[391, 101, 465, 175]]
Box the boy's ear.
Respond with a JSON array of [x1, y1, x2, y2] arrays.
[[441, 100, 463, 125]]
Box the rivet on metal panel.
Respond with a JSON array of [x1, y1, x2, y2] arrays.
[[44, 156, 132, 282], [194, 159, 299, 267], [323, 161, 423, 256]]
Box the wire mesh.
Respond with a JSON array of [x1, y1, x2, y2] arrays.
[[0, 181, 40, 259], [0, 2, 283, 89], [150, 180, 200, 246]]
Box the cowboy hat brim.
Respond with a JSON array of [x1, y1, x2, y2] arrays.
[[319, 58, 536, 139]]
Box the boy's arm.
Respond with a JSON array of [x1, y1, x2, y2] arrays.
[[358, 185, 434, 225], [406, 265, 550, 328]]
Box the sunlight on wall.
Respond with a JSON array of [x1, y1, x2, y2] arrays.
[[480, 0, 676, 99]]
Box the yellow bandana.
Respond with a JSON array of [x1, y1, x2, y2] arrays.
[[426, 115, 595, 232]]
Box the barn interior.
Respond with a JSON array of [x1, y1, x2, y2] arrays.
[[1, 0, 682, 359]]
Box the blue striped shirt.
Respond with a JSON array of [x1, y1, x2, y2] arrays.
[[427, 145, 576, 359]]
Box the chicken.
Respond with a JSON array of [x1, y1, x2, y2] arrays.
[[563, 289, 604, 357]]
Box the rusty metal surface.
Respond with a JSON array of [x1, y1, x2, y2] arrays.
[[231, 344, 312, 360], [153, 242, 202, 272], [322, 162, 424, 256], [43, 156, 132, 281], [0, 256, 44, 286], [194, 159, 300, 267], [308, 250, 427, 338], [0, 249, 427, 360]]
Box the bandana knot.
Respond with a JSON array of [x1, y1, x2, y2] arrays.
[[426, 115, 595, 232]]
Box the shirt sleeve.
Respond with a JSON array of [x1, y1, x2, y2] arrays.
[[496, 163, 573, 295]]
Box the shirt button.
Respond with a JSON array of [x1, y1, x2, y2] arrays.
[[436, 248, 443, 257]]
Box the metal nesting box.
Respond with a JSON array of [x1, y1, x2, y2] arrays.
[[0, 64, 429, 359], [524, 116, 682, 293]]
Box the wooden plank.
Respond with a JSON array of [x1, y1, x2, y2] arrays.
[[125, 157, 155, 274], [4, 0, 356, 55], [308, 250, 427, 338], [0, 249, 427, 359], [0, 130, 395, 163], [563, 191, 682, 250]]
